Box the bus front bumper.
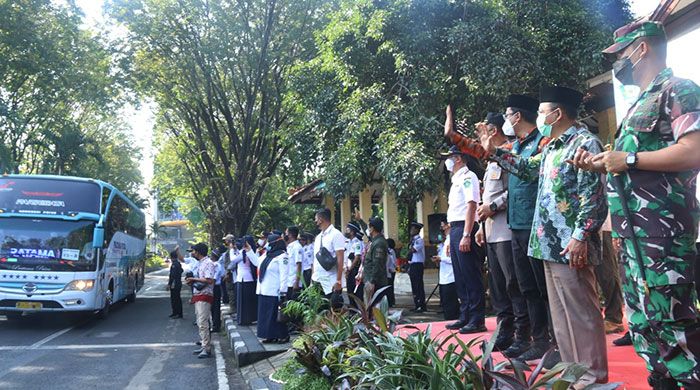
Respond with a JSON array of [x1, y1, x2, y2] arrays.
[[0, 291, 101, 312]]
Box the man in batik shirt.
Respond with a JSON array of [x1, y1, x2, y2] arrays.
[[483, 86, 608, 388], [573, 21, 700, 390]]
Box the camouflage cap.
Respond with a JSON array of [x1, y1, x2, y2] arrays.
[[602, 20, 666, 55]]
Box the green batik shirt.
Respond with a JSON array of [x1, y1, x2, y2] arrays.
[[492, 126, 608, 264], [609, 68, 700, 241]]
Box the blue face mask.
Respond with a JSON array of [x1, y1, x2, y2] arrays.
[[437, 234, 443, 242], [265, 244, 271, 252]]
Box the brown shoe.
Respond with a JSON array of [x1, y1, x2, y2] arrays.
[[604, 320, 625, 334]]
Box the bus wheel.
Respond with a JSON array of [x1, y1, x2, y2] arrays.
[[98, 288, 113, 319]]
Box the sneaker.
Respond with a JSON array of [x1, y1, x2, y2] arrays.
[[502, 339, 531, 359], [197, 350, 212, 359], [604, 320, 625, 334], [613, 331, 632, 346], [516, 343, 551, 365], [192, 348, 203, 355]]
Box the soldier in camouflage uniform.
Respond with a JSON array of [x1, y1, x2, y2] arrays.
[[573, 21, 700, 389], [358, 217, 388, 306]]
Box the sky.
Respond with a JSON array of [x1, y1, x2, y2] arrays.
[[72, 0, 699, 215]]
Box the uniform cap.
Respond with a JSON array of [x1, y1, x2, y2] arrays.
[[602, 20, 666, 55], [439, 145, 463, 158], [410, 222, 424, 230]]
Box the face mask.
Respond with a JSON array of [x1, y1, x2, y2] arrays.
[[445, 158, 455, 172], [502, 115, 516, 137], [536, 109, 560, 137], [265, 244, 271, 251], [257, 239, 265, 247], [283, 234, 289, 242], [344, 232, 351, 239], [437, 234, 443, 242], [612, 43, 643, 86], [365, 228, 371, 237]]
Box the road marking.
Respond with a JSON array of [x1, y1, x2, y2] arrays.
[[0, 342, 193, 351], [28, 326, 74, 350], [213, 339, 229, 390]]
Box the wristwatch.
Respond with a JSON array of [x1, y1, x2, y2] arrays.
[[489, 202, 498, 212], [462, 232, 470, 238], [625, 152, 638, 169]]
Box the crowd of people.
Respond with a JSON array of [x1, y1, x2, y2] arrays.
[[164, 19, 699, 390]]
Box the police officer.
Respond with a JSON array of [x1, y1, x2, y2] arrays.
[[573, 20, 700, 389], [440, 145, 485, 333], [408, 221, 427, 312]]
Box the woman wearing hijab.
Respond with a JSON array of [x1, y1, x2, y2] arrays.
[[229, 235, 258, 325], [253, 234, 289, 343]]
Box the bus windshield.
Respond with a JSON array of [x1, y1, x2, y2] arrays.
[[0, 219, 97, 272]]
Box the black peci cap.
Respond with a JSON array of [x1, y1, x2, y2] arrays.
[[505, 94, 539, 113], [485, 112, 505, 128], [539, 86, 583, 107]]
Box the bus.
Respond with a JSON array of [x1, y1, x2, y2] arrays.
[[0, 175, 146, 319]]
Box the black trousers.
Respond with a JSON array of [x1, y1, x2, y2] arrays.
[[408, 262, 426, 310], [220, 279, 229, 304], [303, 269, 312, 289], [487, 240, 530, 341], [387, 272, 396, 307], [439, 282, 460, 320], [449, 221, 485, 326], [511, 229, 552, 345], [170, 284, 182, 316], [346, 265, 363, 307], [236, 281, 257, 325], [211, 285, 222, 331]]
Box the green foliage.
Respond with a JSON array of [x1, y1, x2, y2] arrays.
[[288, 0, 632, 202], [281, 283, 327, 327], [271, 359, 331, 390], [0, 0, 142, 201]]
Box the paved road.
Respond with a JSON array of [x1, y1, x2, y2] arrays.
[[0, 268, 240, 389]]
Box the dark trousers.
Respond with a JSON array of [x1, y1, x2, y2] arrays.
[[346, 266, 363, 307], [408, 262, 426, 310], [236, 281, 257, 325], [228, 273, 237, 312], [439, 282, 460, 320], [449, 221, 485, 325], [595, 231, 624, 324], [511, 229, 552, 345], [488, 240, 530, 341], [303, 269, 312, 289], [211, 285, 222, 331], [696, 243, 700, 299], [170, 284, 182, 316], [387, 273, 396, 307], [221, 279, 229, 304]]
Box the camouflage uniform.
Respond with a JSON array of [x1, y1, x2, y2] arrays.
[[604, 21, 700, 386]]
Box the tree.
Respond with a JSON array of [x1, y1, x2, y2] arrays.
[[110, 0, 338, 238], [0, 0, 123, 174], [288, 0, 632, 202]]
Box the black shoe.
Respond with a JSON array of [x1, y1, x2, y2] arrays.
[[517, 342, 551, 365], [169, 313, 176, 318], [613, 331, 632, 346], [492, 336, 514, 352], [277, 337, 290, 344], [459, 323, 487, 334], [195, 341, 202, 346], [173, 314, 183, 319], [648, 373, 680, 390], [446, 320, 468, 330], [410, 307, 426, 313], [540, 349, 562, 372], [502, 339, 531, 358], [262, 338, 277, 344]]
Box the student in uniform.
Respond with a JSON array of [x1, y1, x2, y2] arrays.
[[344, 222, 365, 307], [253, 234, 289, 343], [229, 235, 258, 325], [210, 248, 225, 333], [285, 226, 304, 298], [433, 220, 459, 320]]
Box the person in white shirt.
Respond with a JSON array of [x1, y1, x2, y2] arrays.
[[228, 235, 258, 325], [284, 226, 304, 297], [408, 221, 426, 312], [311, 208, 346, 299], [441, 145, 486, 334], [344, 222, 365, 307], [432, 220, 459, 320], [386, 238, 397, 307], [252, 234, 289, 343], [300, 234, 314, 288]]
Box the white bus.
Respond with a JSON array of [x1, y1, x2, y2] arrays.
[[0, 175, 146, 319]]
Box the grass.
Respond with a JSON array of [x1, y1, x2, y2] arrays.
[[270, 359, 330, 390]]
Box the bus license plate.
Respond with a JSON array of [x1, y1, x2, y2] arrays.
[[16, 302, 42, 310]]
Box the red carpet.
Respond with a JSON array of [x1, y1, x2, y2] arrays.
[[398, 317, 648, 389]]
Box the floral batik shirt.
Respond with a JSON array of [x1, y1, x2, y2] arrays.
[[491, 126, 608, 264]]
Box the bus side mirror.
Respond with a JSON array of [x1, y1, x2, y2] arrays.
[[93, 227, 105, 249]]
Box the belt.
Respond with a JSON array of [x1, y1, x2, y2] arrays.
[[449, 221, 465, 227]]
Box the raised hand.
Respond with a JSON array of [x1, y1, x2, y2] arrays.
[[444, 105, 455, 137]]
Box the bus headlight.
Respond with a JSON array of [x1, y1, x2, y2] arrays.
[[65, 279, 95, 292]]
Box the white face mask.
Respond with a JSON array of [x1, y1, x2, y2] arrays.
[[365, 228, 371, 237], [502, 116, 516, 137], [445, 158, 455, 172], [257, 239, 265, 247]]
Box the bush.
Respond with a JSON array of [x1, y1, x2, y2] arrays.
[[271, 359, 330, 390]]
